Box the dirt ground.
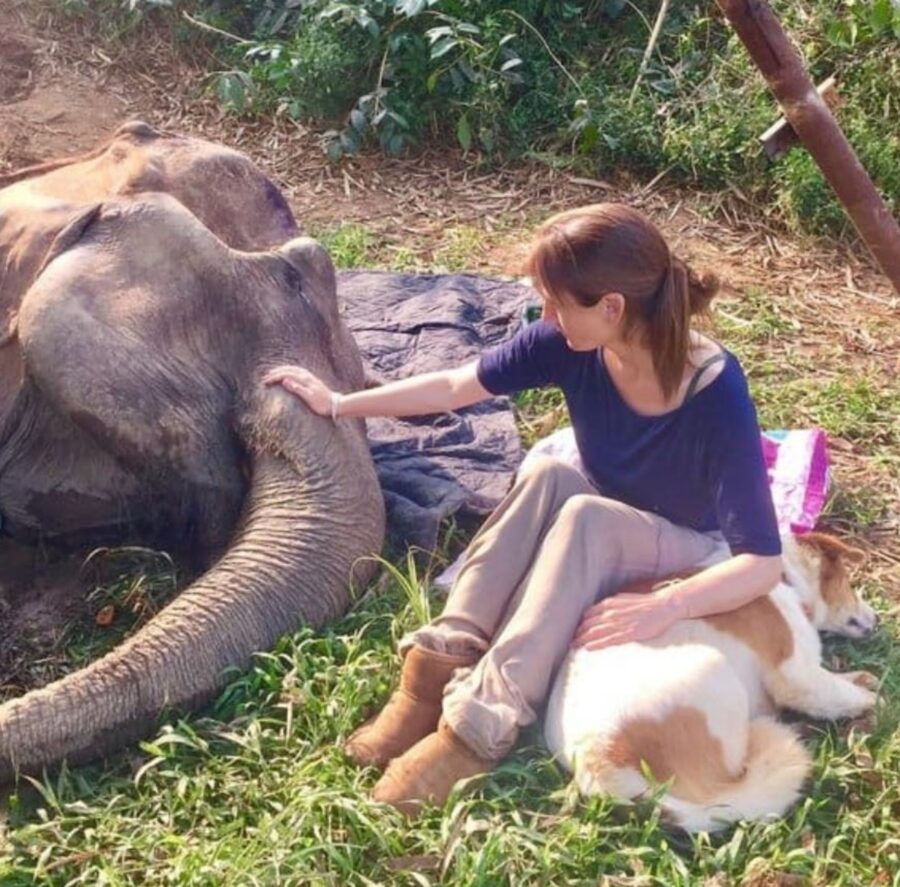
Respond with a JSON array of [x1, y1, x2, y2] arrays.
[[1, 0, 897, 690]]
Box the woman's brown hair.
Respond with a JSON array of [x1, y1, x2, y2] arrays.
[[525, 203, 719, 401]]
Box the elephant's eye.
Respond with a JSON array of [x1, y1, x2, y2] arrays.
[[283, 264, 304, 297]]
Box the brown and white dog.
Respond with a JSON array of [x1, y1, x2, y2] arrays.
[[543, 532, 879, 833]]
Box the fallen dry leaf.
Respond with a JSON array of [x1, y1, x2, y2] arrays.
[[95, 604, 116, 627]]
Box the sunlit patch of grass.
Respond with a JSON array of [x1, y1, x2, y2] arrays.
[[310, 223, 514, 276], [382, 243, 427, 273], [431, 226, 485, 274], [750, 375, 898, 450], [716, 287, 800, 345], [822, 485, 893, 533], [310, 223, 380, 269], [804, 378, 897, 447], [513, 386, 569, 449]]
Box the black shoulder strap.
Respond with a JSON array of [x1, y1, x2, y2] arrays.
[[684, 350, 727, 402]]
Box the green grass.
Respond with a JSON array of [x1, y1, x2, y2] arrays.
[[431, 226, 484, 274], [309, 221, 523, 275], [1, 560, 898, 885], [822, 485, 894, 534], [308, 224, 379, 270], [749, 375, 898, 450]]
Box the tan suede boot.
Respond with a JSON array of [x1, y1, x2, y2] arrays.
[[370, 721, 505, 816], [344, 647, 478, 769]]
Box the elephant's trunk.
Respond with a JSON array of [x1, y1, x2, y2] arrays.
[[0, 403, 385, 781]]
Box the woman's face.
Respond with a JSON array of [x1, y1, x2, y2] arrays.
[[541, 290, 625, 351]]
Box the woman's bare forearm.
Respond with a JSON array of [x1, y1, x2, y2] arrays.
[[264, 360, 491, 419], [338, 361, 489, 418], [663, 553, 783, 620]]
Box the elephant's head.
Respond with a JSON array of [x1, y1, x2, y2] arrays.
[[0, 126, 385, 780]]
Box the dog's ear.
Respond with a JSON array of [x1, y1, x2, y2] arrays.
[[796, 531, 866, 565]]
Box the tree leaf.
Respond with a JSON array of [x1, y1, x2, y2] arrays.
[[387, 109, 410, 129], [870, 0, 893, 30], [325, 138, 344, 163], [395, 0, 427, 16], [430, 36, 457, 60], [216, 72, 249, 113], [350, 109, 368, 134], [457, 113, 472, 152], [426, 25, 453, 42], [339, 129, 361, 154]]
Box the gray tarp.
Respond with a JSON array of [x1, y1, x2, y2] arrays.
[[338, 271, 534, 553]]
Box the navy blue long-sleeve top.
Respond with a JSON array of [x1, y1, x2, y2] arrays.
[[477, 321, 781, 556]]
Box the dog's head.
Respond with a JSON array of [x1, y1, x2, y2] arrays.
[[782, 531, 877, 638]]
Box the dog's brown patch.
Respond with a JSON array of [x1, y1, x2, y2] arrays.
[[703, 595, 794, 666], [615, 569, 794, 664], [600, 706, 733, 803]]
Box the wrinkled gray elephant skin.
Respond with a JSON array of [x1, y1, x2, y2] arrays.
[[0, 122, 385, 782]]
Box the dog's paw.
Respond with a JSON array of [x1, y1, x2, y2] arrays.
[[845, 704, 879, 735], [845, 670, 879, 691]]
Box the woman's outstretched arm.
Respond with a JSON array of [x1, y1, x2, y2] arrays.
[[263, 361, 491, 419]]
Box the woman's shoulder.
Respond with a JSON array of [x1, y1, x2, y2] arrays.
[[519, 318, 567, 346], [478, 319, 581, 393], [692, 343, 755, 413], [510, 319, 585, 363]]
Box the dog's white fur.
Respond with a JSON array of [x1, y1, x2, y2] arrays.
[[544, 532, 879, 833]]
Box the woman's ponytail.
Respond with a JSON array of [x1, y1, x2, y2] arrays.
[[687, 265, 720, 316], [647, 258, 691, 402]]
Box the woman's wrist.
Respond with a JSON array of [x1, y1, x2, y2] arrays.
[[658, 581, 691, 621], [330, 391, 342, 421]]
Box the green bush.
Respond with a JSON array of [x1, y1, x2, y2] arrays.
[[243, 22, 367, 121], [121, 0, 899, 237]]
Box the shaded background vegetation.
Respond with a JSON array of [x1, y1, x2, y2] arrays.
[[74, 0, 900, 237]]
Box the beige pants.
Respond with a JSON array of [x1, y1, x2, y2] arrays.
[[401, 457, 721, 760]]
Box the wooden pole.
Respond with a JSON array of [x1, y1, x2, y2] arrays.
[[716, 0, 900, 295]]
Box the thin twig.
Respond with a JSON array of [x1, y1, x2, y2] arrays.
[[641, 163, 674, 194], [629, 0, 672, 108], [372, 42, 391, 122], [503, 9, 582, 95], [181, 11, 251, 45]]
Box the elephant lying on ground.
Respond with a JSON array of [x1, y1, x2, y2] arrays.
[[0, 122, 385, 781]]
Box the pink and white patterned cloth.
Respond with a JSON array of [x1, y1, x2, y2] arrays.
[[759, 428, 830, 534]]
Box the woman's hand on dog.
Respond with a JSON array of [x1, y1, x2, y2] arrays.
[[572, 588, 683, 650]]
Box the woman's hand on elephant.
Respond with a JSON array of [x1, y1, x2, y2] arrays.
[[264, 365, 334, 416], [571, 588, 683, 650]]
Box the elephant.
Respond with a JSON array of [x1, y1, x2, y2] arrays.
[[0, 121, 386, 781]]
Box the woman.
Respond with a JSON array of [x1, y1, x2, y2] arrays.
[[265, 203, 782, 816]]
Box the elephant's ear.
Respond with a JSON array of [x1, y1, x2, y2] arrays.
[[39, 203, 103, 275]]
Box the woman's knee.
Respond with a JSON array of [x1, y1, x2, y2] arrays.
[[517, 455, 587, 493], [554, 494, 629, 535]]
